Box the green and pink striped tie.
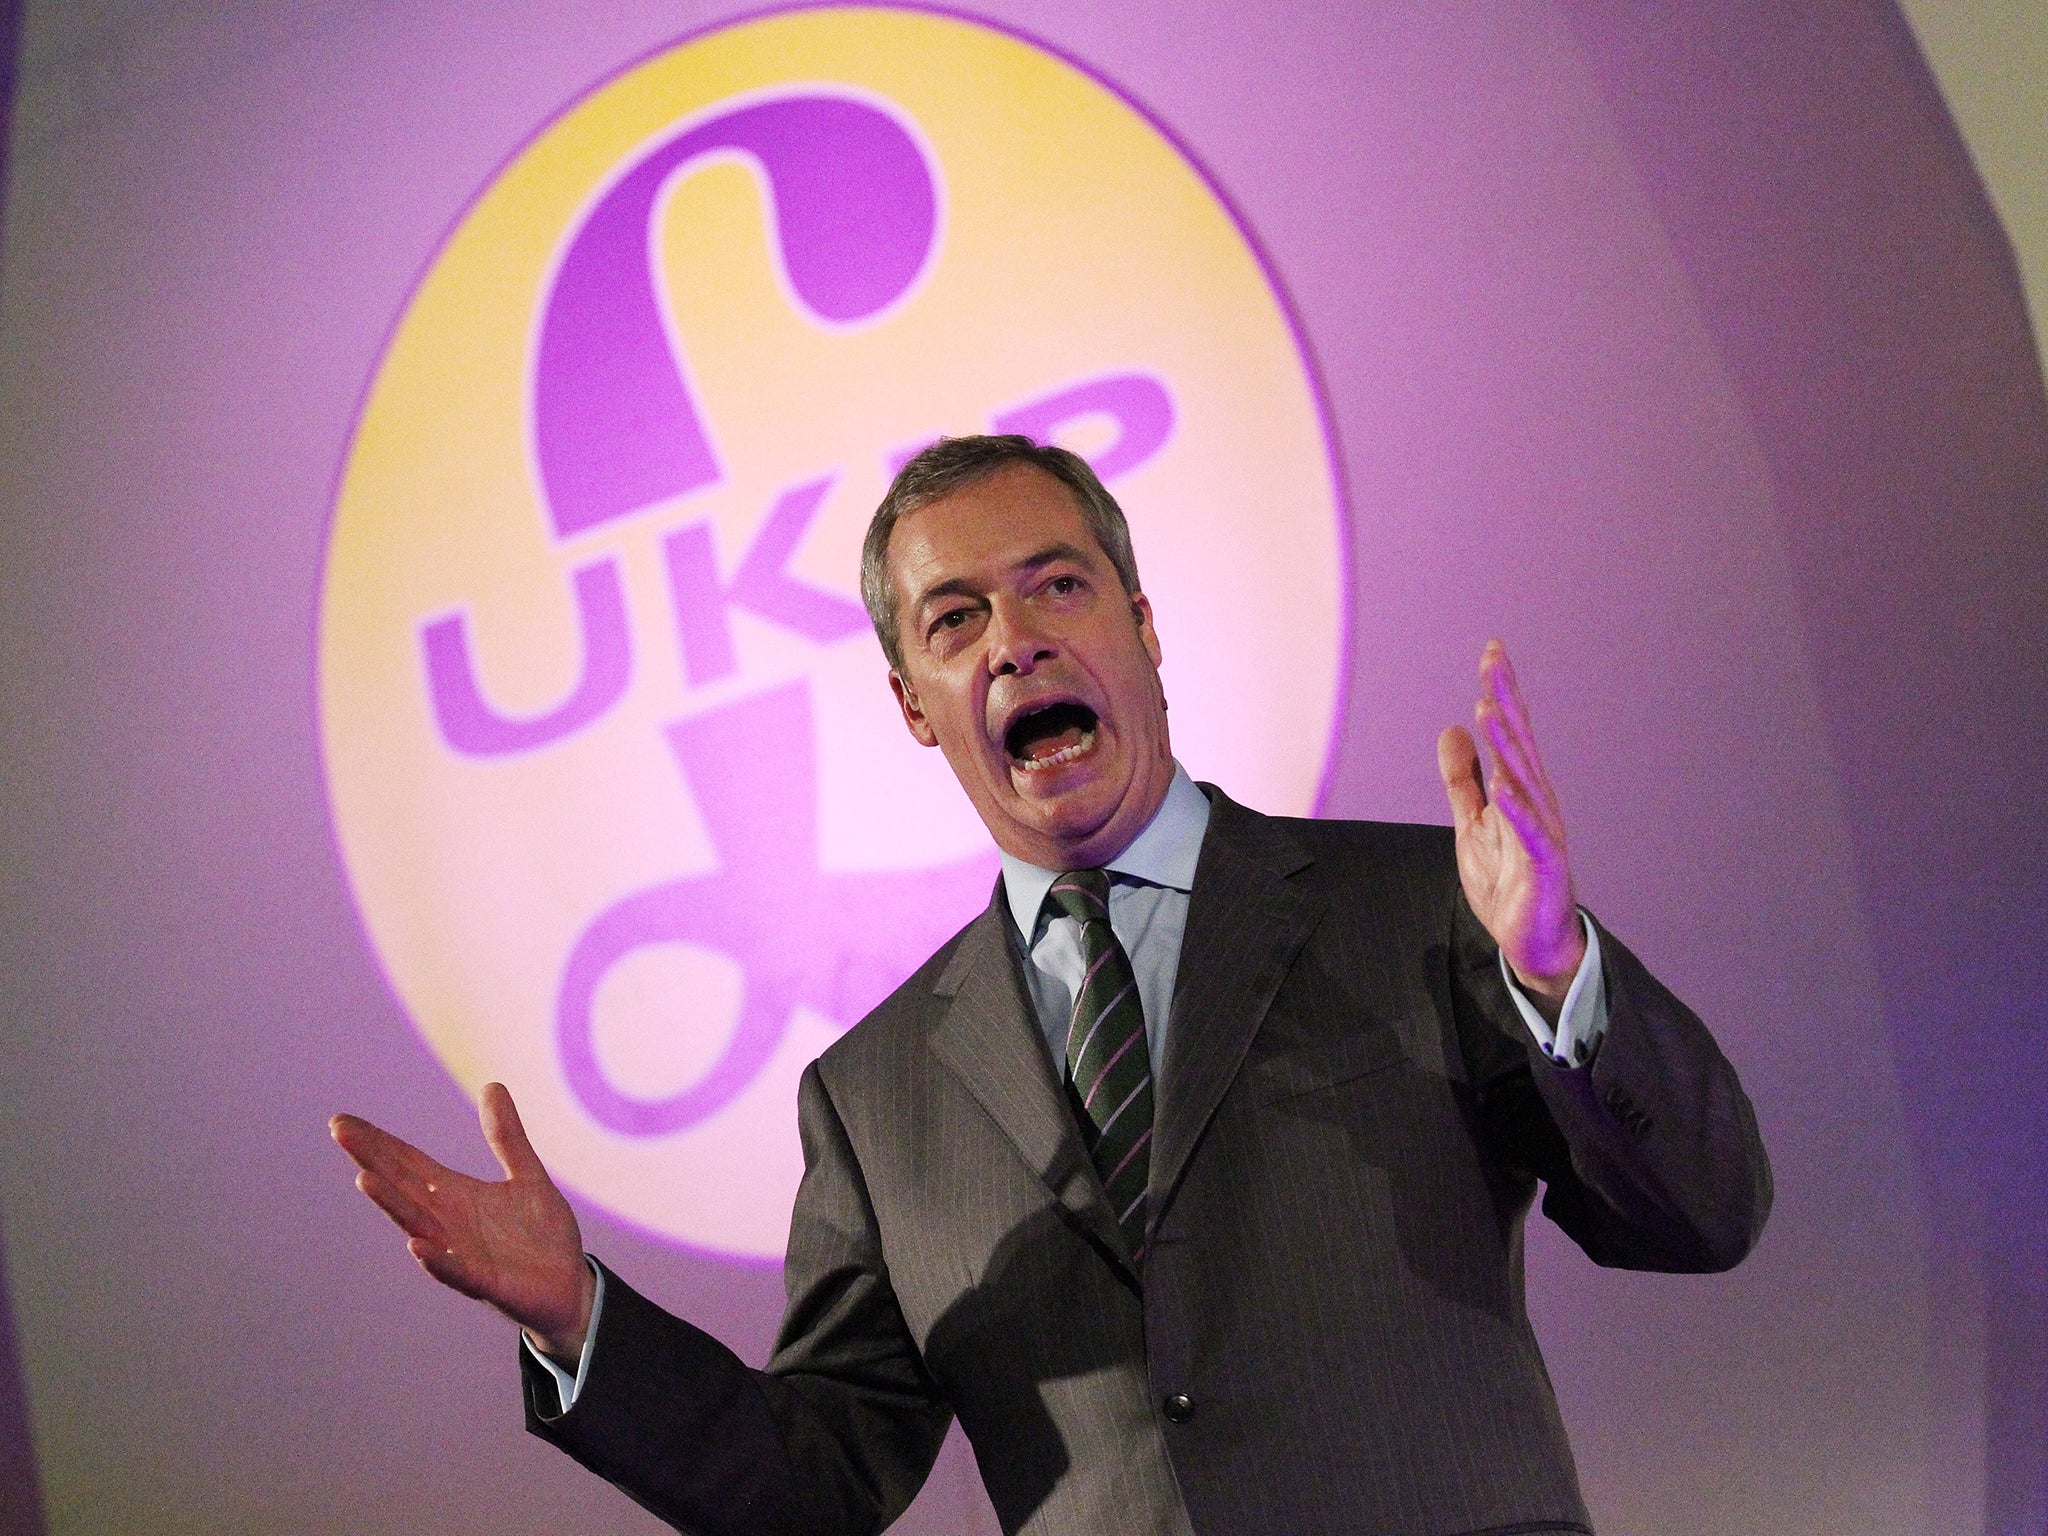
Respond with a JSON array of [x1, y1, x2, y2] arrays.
[[1048, 869, 1153, 1263]]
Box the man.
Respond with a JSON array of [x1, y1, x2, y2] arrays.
[[334, 436, 1769, 1535]]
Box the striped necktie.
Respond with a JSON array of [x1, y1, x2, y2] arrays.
[[1047, 869, 1153, 1264]]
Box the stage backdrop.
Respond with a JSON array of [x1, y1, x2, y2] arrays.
[[1, 5, 2042, 1534]]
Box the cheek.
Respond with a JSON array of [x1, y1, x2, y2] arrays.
[[929, 684, 994, 754]]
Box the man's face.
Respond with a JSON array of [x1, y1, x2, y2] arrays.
[[885, 463, 1175, 871]]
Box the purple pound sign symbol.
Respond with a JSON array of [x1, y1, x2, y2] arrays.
[[422, 94, 938, 757], [534, 93, 940, 538], [556, 682, 998, 1136]]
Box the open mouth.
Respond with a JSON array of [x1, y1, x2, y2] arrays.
[[1004, 701, 1099, 773]]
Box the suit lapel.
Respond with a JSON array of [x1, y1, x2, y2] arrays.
[[1151, 790, 1322, 1220], [929, 892, 1137, 1277]]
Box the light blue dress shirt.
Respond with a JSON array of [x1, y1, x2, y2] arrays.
[[999, 763, 1213, 1075], [530, 761, 1608, 1410]]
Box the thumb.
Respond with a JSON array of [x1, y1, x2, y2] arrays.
[[1437, 725, 1488, 832], [478, 1082, 548, 1182]]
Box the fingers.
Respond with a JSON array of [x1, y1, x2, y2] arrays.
[[1467, 642, 1572, 875], [1475, 698, 1539, 802], [1477, 703, 1565, 856], [331, 1113, 448, 1189], [1479, 640, 1562, 819], [1479, 705, 1570, 861], [1480, 752, 1560, 869], [1480, 639, 1528, 738], [328, 1111, 387, 1168], [1477, 643, 1540, 784], [353, 1166, 448, 1248], [1437, 726, 1487, 832], [479, 1083, 547, 1183], [332, 1113, 464, 1244]]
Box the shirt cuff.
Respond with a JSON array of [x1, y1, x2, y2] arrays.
[[1498, 911, 1607, 1067], [520, 1257, 605, 1415]]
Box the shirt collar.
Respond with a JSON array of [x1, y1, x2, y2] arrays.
[[999, 762, 1211, 941]]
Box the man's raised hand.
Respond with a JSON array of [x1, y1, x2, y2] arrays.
[[1436, 640, 1586, 1012], [330, 1083, 596, 1365]]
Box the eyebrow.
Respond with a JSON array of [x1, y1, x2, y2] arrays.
[[909, 542, 1098, 617]]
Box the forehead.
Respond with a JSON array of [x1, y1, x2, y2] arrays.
[[886, 463, 1106, 594]]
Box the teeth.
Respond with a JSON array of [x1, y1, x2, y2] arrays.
[[1015, 729, 1097, 772]]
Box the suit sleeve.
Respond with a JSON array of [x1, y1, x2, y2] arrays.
[[1449, 891, 1773, 1272], [522, 1062, 952, 1536]]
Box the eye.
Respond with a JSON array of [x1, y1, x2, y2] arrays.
[[1047, 574, 1082, 596]]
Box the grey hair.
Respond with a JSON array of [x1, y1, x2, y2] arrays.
[[860, 434, 1141, 673]]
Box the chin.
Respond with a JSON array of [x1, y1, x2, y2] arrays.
[[1031, 786, 1135, 850]]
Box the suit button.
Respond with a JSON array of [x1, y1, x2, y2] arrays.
[[1163, 1393, 1194, 1423]]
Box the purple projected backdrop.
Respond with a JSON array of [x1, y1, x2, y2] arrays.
[[0, 6, 2043, 1536]]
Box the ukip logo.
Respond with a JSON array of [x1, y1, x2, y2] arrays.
[[320, 8, 1346, 1258]]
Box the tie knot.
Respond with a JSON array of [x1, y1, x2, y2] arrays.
[[1046, 868, 1112, 925]]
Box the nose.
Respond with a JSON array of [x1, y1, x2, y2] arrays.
[[986, 597, 1056, 676]]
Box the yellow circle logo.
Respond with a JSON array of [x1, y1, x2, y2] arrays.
[[321, 7, 1345, 1258]]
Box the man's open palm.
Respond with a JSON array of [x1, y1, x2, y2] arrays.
[[1437, 640, 1586, 1004], [331, 1083, 595, 1362]]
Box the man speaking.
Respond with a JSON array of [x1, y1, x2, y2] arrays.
[[333, 436, 1770, 1535]]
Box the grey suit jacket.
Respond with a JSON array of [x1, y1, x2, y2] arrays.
[[526, 790, 1771, 1535]]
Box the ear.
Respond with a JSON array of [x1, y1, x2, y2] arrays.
[[889, 668, 939, 747], [1130, 591, 1163, 668]]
